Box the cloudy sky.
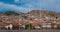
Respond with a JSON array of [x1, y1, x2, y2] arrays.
[[0, 0, 60, 13]]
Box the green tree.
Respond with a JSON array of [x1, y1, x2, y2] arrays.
[[4, 11, 19, 15], [56, 26, 60, 29], [25, 24, 33, 29]]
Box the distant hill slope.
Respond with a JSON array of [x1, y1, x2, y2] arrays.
[[27, 10, 60, 18], [0, 10, 60, 28], [0, 10, 60, 19]]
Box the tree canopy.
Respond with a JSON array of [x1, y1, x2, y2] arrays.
[[4, 11, 19, 15], [25, 24, 33, 29]]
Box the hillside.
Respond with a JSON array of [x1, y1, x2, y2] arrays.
[[0, 10, 60, 29], [26, 10, 60, 20]]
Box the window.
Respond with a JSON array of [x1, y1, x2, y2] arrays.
[[0, 20, 2, 22]]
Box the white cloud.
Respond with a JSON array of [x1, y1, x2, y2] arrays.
[[0, 2, 35, 13], [0, 0, 60, 12], [14, 0, 20, 3]]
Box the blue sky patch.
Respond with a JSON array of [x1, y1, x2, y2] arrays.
[[0, 0, 60, 13]]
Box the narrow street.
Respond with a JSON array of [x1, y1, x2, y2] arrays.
[[0, 29, 60, 32]]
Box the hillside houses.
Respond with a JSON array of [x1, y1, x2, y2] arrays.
[[0, 10, 60, 29]]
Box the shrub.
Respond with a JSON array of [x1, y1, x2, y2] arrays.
[[4, 11, 19, 15], [25, 24, 33, 29], [56, 26, 60, 29]]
